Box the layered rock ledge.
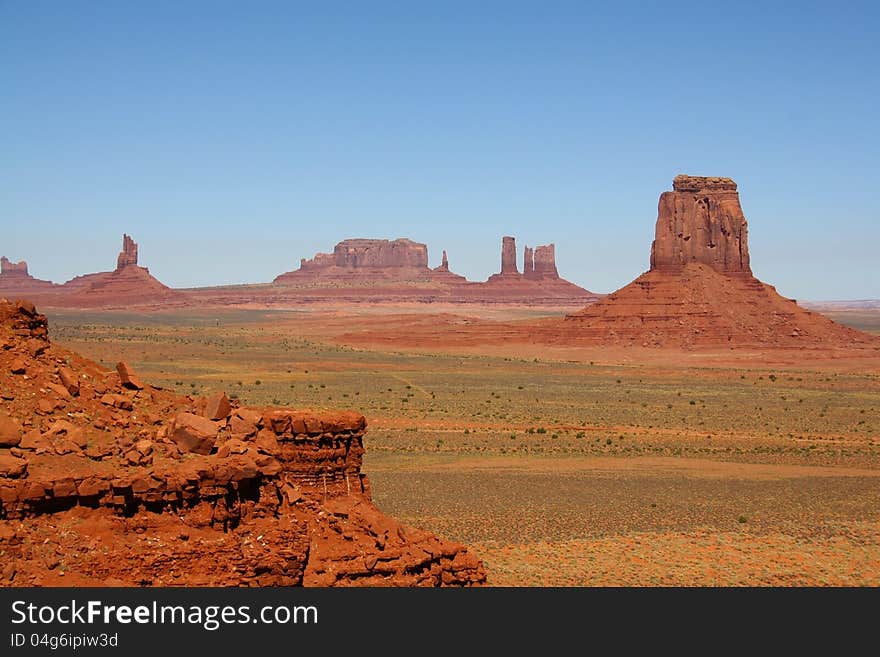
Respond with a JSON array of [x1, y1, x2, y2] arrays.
[[0, 299, 485, 586]]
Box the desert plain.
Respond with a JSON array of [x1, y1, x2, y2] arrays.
[[43, 301, 880, 586]]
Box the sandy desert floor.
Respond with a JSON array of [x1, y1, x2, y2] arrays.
[[44, 304, 880, 586]]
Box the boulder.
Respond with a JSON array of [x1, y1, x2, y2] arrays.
[[58, 367, 80, 396], [0, 414, 22, 447], [204, 392, 232, 420], [116, 361, 143, 390], [170, 412, 219, 455], [0, 454, 28, 478]]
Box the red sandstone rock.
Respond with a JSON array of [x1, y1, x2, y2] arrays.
[[533, 244, 559, 279], [435, 250, 450, 272], [204, 392, 232, 420], [0, 299, 486, 587], [116, 361, 143, 390], [563, 175, 877, 349], [0, 454, 27, 478], [501, 236, 518, 275], [116, 234, 139, 271], [650, 174, 750, 274], [298, 238, 429, 271], [58, 367, 80, 396], [523, 244, 559, 280], [170, 412, 219, 455], [0, 415, 22, 447], [0, 257, 29, 277]]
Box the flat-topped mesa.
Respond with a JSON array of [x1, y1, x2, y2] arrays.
[[500, 236, 518, 275], [301, 238, 428, 271], [0, 257, 29, 278], [115, 234, 139, 271], [650, 174, 751, 275]]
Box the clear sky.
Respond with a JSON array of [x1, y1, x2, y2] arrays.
[[2, 1, 878, 299]]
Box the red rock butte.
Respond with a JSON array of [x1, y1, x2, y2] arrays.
[[0, 257, 57, 294], [275, 238, 446, 282], [0, 299, 485, 586], [563, 175, 878, 349], [0, 235, 178, 309], [264, 236, 595, 304]]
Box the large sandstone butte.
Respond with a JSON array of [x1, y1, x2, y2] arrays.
[[564, 175, 876, 348], [1, 257, 29, 278], [276, 238, 433, 282], [0, 257, 57, 295], [59, 234, 178, 307], [650, 175, 749, 274], [0, 299, 485, 586]]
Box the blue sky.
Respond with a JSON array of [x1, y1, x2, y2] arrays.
[[2, 2, 878, 298]]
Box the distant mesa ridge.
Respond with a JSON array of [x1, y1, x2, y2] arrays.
[[1, 234, 175, 308], [1, 257, 29, 278], [272, 235, 595, 302]]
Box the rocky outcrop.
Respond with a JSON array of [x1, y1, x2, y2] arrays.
[[563, 175, 876, 348], [53, 235, 177, 308], [0, 258, 57, 295], [500, 236, 518, 275], [300, 238, 428, 271], [523, 244, 559, 280], [475, 236, 597, 301], [1, 258, 29, 277], [0, 300, 485, 586], [435, 250, 450, 272], [116, 234, 139, 271], [273, 238, 471, 289], [650, 174, 750, 274], [523, 247, 534, 276]]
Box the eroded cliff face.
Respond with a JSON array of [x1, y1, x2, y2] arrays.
[[0, 300, 485, 586], [0, 258, 57, 296], [1, 258, 29, 277], [649, 175, 750, 275], [116, 234, 139, 271], [523, 244, 559, 280], [300, 239, 429, 271]]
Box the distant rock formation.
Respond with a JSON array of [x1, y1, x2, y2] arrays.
[[1, 257, 29, 277], [274, 238, 469, 288], [564, 175, 874, 348], [500, 236, 518, 275], [650, 175, 750, 274], [477, 236, 596, 301], [54, 234, 176, 308], [435, 250, 450, 272], [0, 257, 56, 294], [300, 238, 428, 271], [523, 244, 559, 280], [523, 247, 534, 276], [116, 233, 139, 271]]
